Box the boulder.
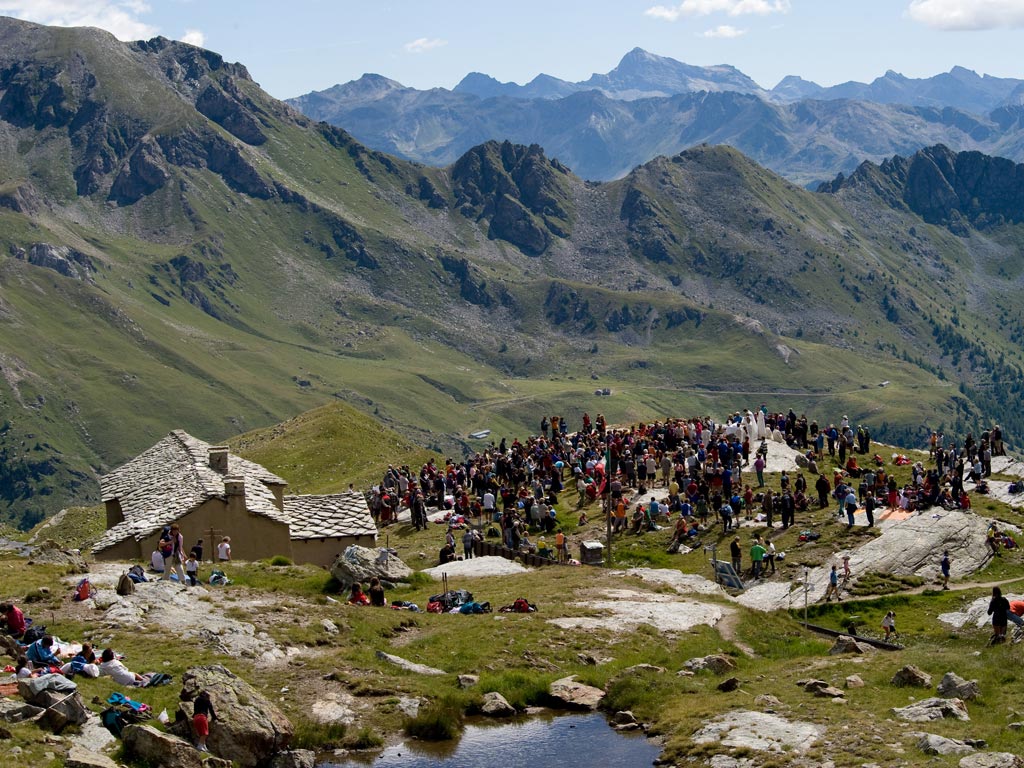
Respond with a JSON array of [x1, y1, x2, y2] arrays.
[[845, 675, 865, 688], [548, 676, 605, 710], [612, 711, 637, 725], [480, 692, 516, 717], [917, 733, 975, 756], [754, 694, 783, 711], [457, 674, 479, 689], [330, 546, 412, 589], [65, 745, 121, 768], [35, 689, 89, 731], [829, 635, 874, 655], [960, 754, 1024, 768], [0, 699, 44, 723], [937, 672, 981, 700], [321, 619, 339, 636], [718, 677, 741, 692], [891, 665, 932, 688], [268, 750, 316, 768], [19, 673, 77, 701], [684, 654, 737, 674], [692, 710, 825, 753], [26, 539, 88, 572], [893, 697, 970, 722], [814, 685, 845, 699], [375, 651, 446, 676], [176, 665, 293, 768], [123, 724, 231, 768]]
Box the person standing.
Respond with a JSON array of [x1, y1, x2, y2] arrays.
[[192, 690, 217, 753], [824, 564, 841, 602], [940, 550, 951, 590], [753, 454, 765, 488], [162, 524, 186, 584], [750, 537, 766, 580], [863, 491, 876, 528], [217, 536, 232, 562], [462, 528, 476, 560], [844, 489, 858, 529], [988, 586, 1010, 643], [730, 536, 742, 575]]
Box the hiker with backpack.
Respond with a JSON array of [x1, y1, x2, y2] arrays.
[[161, 524, 186, 584]]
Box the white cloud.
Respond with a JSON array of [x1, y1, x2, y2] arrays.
[[907, 0, 1024, 30], [0, 0, 158, 40], [702, 24, 746, 37], [646, 0, 790, 22], [181, 28, 205, 47], [403, 37, 448, 54]]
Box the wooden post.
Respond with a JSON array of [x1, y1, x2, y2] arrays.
[[207, 527, 222, 564]]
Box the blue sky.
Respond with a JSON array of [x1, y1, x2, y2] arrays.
[[4, 1, 1024, 98]]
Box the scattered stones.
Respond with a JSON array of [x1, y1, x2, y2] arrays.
[[174, 665, 293, 768], [917, 733, 976, 756], [846, 675, 865, 688], [330, 546, 412, 590], [892, 665, 932, 688], [959, 754, 1024, 768], [800, 680, 844, 698], [375, 651, 446, 676], [829, 635, 874, 655], [1008, 722, 1024, 731], [718, 677, 741, 692], [618, 664, 667, 676], [457, 674, 479, 689], [480, 692, 516, 717], [893, 697, 970, 722], [692, 710, 825, 753], [27, 539, 88, 573], [684, 654, 737, 674], [937, 672, 981, 701], [548, 676, 605, 710]]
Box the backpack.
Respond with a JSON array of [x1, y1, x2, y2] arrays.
[[23, 625, 45, 644], [159, 537, 173, 556], [128, 565, 147, 583], [116, 572, 135, 596], [209, 570, 229, 586], [73, 578, 93, 601], [512, 597, 533, 613], [145, 672, 173, 687]]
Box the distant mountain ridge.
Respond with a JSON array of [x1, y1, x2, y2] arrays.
[[288, 50, 1024, 185]]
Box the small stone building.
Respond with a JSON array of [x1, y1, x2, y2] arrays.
[[93, 430, 376, 567]]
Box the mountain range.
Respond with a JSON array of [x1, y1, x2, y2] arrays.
[[2, 18, 1024, 527], [287, 49, 1024, 185]]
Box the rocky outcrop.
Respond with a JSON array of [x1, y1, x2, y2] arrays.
[[452, 140, 572, 255], [123, 724, 231, 768], [19, 674, 88, 732], [174, 665, 293, 768], [195, 79, 268, 146], [330, 546, 412, 589], [893, 697, 970, 722], [891, 665, 932, 687], [960, 754, 1024, 768], [13, 245, 95, 283], [547, 676, 605, 710], [937, 672, 981, 700], [109, 136, 171, 204], [65, 745, 122, 768], [268, 750, 316, 768], [692, 710, 825, 753]]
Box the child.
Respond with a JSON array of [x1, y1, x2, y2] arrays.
[[15, 654, 33, 678], [882, 610, 896, 641], [348, 582, 370, 606], [193, 690, 217, 753], [185, 554, 199, 587]]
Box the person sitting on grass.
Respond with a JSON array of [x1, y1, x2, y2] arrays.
[[347, 582, 370, 606], [0, 602, 26, 638], [25, 635, 62, 670]]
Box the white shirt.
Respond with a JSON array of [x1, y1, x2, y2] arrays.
[[217, 542, 231, 560], [99, 659, 140, 687]]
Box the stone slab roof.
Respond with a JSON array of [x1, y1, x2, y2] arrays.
[[93, 430, 288, 554], [282, 492, 377, 540]]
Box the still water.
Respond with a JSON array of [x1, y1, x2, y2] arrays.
[[323, 712, 661, 768]]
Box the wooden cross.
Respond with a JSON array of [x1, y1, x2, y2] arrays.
[[207, 527, 222, 564]]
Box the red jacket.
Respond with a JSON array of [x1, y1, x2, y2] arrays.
[[4, 605, 25, 636]]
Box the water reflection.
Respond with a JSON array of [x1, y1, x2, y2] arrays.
[[323, 712, 660, 767]]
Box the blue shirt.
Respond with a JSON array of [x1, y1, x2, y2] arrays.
[[26, 639, 60, 667]]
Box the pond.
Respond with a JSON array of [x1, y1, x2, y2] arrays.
[[322, 712, 662, 768]]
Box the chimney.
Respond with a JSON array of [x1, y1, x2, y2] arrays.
[[208, 446, 229, 474], [225, 476, 246, 516]]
